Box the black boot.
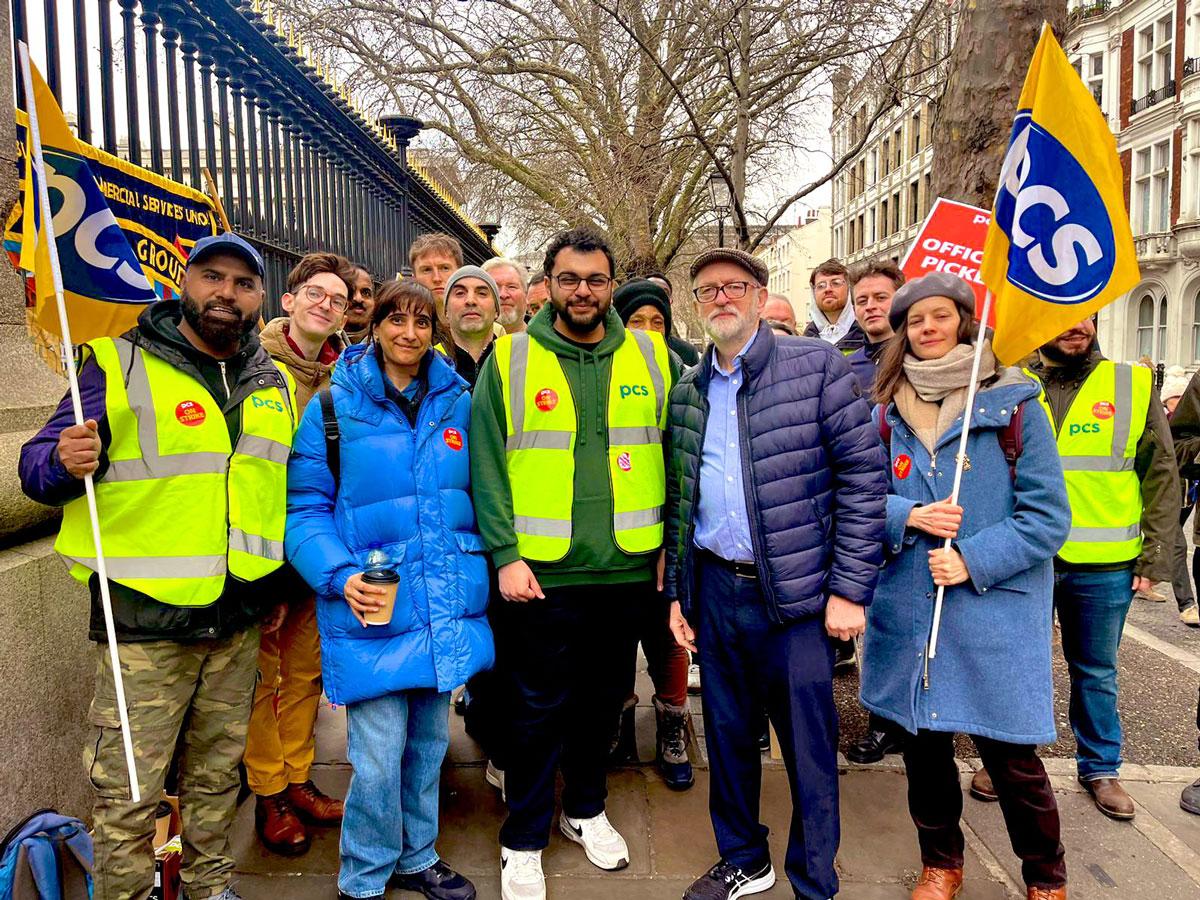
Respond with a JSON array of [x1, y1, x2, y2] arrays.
[[846, 715, 905, 764], [607, 695, 639, 765], [654, 695, 695, 790]]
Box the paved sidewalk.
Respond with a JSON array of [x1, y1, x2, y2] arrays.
[[230, 690, 1200, 899]]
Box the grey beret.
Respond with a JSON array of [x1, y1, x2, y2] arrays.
[[689, 247, 768, 286], [443, 265, 500, 312], [888, 271, 976, 331]]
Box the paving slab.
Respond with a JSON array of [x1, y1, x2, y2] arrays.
[[963, 787, 1198, 899]]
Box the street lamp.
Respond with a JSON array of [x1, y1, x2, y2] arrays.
[[708, 171, 732, 247]]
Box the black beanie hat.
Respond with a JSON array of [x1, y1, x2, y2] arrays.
[[614, 279, 673, 333]]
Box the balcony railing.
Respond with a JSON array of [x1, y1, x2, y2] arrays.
[[1131, 80, 1177, 116], [1186, 57, 1200, 79], [1076, 1, 1110, 20]]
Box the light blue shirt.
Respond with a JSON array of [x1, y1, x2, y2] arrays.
[[694, 330, 757, 563]]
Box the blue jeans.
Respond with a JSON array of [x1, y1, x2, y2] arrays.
[[339, 689, 450, 898], [1054, 567, 1134, 781]]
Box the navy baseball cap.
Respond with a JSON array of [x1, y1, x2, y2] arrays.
[[188, 232, 265, 278]]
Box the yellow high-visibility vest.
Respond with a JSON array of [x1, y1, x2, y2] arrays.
[[1029, 360, 1151, 564], [55, 336, 297, 606], [493, 328, 671, 561]]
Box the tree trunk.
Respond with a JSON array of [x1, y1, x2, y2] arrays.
[[931, 0, 1068, 208]]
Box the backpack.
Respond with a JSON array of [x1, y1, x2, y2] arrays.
[[0, 809, 93, 900], [318, 386, 341, 491], [877, 402, 1025, 481]]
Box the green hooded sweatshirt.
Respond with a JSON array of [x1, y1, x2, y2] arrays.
[[470, 305, 677, 588]]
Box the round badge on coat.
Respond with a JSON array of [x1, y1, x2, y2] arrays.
[[617, 451, 632, 472], [893, 454, 912, 479], [174, 400, 206, 426], [1092, 401, 1115, 420], [535, 388, 558, 412], [443, 428, 464, 451]]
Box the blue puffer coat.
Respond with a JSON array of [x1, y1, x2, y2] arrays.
[[859, 371, 1070, 744], [664, 322, 887, 622], [285, 344, 494, 706]]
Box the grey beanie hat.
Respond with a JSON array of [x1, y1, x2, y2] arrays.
[[887, 271, 977, 331], [443, 265, 500, 312]]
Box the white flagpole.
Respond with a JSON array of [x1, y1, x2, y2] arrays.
[[19, 42, 141, 802], [927, 288, 994, 661]]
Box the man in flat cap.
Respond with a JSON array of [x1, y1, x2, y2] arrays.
[[663, 247, 887, 900]]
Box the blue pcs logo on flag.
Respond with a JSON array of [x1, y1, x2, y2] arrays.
[[993, 111, 1115, 305]]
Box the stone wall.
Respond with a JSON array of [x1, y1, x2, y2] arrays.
[[0, 5, 95, 831]]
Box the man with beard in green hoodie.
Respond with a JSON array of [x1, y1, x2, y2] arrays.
[[471, 228, 677, 900]]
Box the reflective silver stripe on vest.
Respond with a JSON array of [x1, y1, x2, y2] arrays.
[[1067, 524, 1141, 543], [66, 553, 226, 579], [236, 434, 291, 465], [513, 514, 572, 538], [1059, 455, 1135, 473], [103, 453, 229, 482], [509, 332, 530, 438], [505, 430, 573, 452], [614, 507, 663, 530], [1111, 364, 1133, 457], [631, 330, 665, 424], [609, 425, 662, 446], [229, 528, 286, 561]]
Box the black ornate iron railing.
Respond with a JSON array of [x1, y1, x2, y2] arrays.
[[1076, 1, 1110, 21], [1130, 79, 1177, 116], [1185, 57, 1200, 79], [8, 0, 494, 312]]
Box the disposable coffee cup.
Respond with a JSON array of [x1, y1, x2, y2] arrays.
[[361, 568, 399, 625]]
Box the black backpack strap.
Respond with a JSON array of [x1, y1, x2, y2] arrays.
[[999, 402, 1025, 482], [318, 387, 340, 491]]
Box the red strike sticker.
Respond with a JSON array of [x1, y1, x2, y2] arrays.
[[617, 452, 632, 472], [893, 454, 912, 479], [1092, 401, 1115, 420], [175, 400, 206, 426], [535, 388, 558, 412], [443, 428, 463, 451]]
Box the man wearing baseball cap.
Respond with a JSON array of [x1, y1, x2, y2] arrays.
[[664, 246, 886, 900], [19, 232, 298, 900]]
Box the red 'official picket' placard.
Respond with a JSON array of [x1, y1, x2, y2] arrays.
[[900, 198, 993, 326]]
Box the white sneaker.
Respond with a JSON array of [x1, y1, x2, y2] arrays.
[[500, 847, 545, 900], [486, 759, 506, 801], [1181, 605, 1200, 627], [687, 662, 702, 694], [559, 811, 629, 870]]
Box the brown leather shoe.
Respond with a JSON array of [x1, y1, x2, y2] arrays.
[[912, 866, 963, 899], [255, 792, 310, 856], [1079, 777, 1135, 820], [285, 779, 345, 826], [1027, 887, 1067, 899], [969, 767, 999, 802]]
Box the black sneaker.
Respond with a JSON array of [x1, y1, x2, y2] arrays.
[[1180, 777, 1200, 816], [683, 859, 775, 899], [390, 860, 477, 900], [832, 639, 856, 673]]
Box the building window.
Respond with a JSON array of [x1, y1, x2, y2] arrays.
[[924, 171, 933, 215], [911, 112, 922, 156], [894, 127, 903, 168], [1193, 293, 1200, 362], [868, 149, 877, 184], [909, 180, 920, 226], [881, 138, 890, 176], [1133, 141, 1171, 234], [868, 208, 876, 245], [880, 199, 889, 238], [1136, 292, 1168, 361], [1135, 15, 1173, 98], [892, 190, 902, 234]]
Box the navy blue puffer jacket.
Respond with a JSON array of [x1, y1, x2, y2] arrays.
[[664, 323, 887, 622]]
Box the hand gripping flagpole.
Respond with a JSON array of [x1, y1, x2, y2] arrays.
[[19, 42, 141, 801], [927, 289, 994, 661]]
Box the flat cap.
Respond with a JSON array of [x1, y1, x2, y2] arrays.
[[689, 247, 768, 286], [888, 271, 977, 331]]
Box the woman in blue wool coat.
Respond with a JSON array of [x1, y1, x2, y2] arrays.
[[286, 280, 493, 900], [859, 273, 1071, 900]]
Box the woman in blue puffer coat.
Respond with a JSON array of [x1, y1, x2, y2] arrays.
[[859, 273, 1071, 900], [286, 279, 493, 900]]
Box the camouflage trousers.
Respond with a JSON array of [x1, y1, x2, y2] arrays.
[[85, 626, 260, 900]]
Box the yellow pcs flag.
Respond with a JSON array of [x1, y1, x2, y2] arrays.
[[14, 56, 155, 344], [981, 24, 1139, 365]]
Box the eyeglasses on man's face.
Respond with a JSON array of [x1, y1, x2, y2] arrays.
[[299, 283, 349, 313], [692, 280, 758, 304], [552, 272, 614, 291], [813, 278, 846, 291]]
